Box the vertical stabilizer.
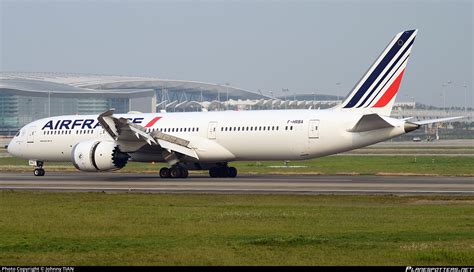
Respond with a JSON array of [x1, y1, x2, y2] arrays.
[[338, 29, 418, 116]]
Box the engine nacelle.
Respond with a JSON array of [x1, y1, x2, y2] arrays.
[[71, 140, 129, 172]]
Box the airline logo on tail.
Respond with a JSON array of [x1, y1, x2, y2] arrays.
[[341, 29, 417, 110]]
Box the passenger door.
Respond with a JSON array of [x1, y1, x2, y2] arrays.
[[27, 126, 36, 144], [207, 121, 218, 139], [308, 120, 320, 139]]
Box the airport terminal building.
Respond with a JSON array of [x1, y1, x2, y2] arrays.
[[0, 72, 269, 135], [0, 72, 341, 135], [1, 72, 472, 137]]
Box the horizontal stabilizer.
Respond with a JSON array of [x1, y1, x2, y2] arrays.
[[412, 116, 464, 125], [348, 113, 395, 132]]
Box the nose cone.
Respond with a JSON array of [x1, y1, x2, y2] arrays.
[[7, 139, 19, 157]]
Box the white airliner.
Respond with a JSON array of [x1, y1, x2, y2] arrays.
[[7, 29, 462, 178]]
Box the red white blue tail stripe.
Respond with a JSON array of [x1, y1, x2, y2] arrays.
[[342, 30, 417, 110]]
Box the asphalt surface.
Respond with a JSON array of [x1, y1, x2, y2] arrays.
[[0, 172, 473, 195]]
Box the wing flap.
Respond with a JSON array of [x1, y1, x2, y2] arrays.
[[157, 139, 199, 159], [97, 109, 198, 158]]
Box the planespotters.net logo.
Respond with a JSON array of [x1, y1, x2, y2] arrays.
[[406, 267, 474, 272]]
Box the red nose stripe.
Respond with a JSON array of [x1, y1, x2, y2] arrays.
[[144, 117, 161, 127], [373, 69, 405, 108]]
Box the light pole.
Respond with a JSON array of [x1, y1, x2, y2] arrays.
[[441, 83, 446, 112], [446, 80, 452, 112], [48, 91, 51, 117], [335, 82, 341, 102], [225, 83, 229, 101], [270, 91, 274, 110], [282, 88, 289, 101], [463, 82, 467, 114]]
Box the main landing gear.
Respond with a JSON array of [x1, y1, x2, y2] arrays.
[[209, 166, 237, 178], [159, 166, 189, 179], [32, 160, 45, 176], [158, 164, 238, 179]]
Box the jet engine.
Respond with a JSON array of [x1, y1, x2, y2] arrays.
[[72, 140, 129, 172]]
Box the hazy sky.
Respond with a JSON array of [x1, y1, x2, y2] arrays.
[[1, 0, 472, 107]]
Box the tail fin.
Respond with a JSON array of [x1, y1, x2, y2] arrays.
[[338, 29, 418, 116]]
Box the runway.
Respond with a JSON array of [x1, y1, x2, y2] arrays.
[[0, 172, 473, 195]]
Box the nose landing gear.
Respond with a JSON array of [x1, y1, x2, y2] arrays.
[[30, 160, 45, 176], [34, 168, 45, 176]]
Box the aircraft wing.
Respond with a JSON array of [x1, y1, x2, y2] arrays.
[[97, 109, 199, 159], [411, 116, 464, 125]]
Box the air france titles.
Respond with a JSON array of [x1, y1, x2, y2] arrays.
[[41, 118, 144, 130]]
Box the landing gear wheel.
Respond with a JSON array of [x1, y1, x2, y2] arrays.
[[34, 168, 45, 176], [209, 167, 219, 178], [159, 167, 171, 178], [181, 168, 189, 178], [227, 167, 237, 178], [209, 166, 237, 178], [170, 167, 182, 178]]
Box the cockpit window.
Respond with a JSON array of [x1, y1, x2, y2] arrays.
[[15, 130, 20, 137]]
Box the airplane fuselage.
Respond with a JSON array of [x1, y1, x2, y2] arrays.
[[8, 109, 407, 163]]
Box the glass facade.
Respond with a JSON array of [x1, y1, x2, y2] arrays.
[[0, 94, 19, 129], [0, 93, 130, 135]]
